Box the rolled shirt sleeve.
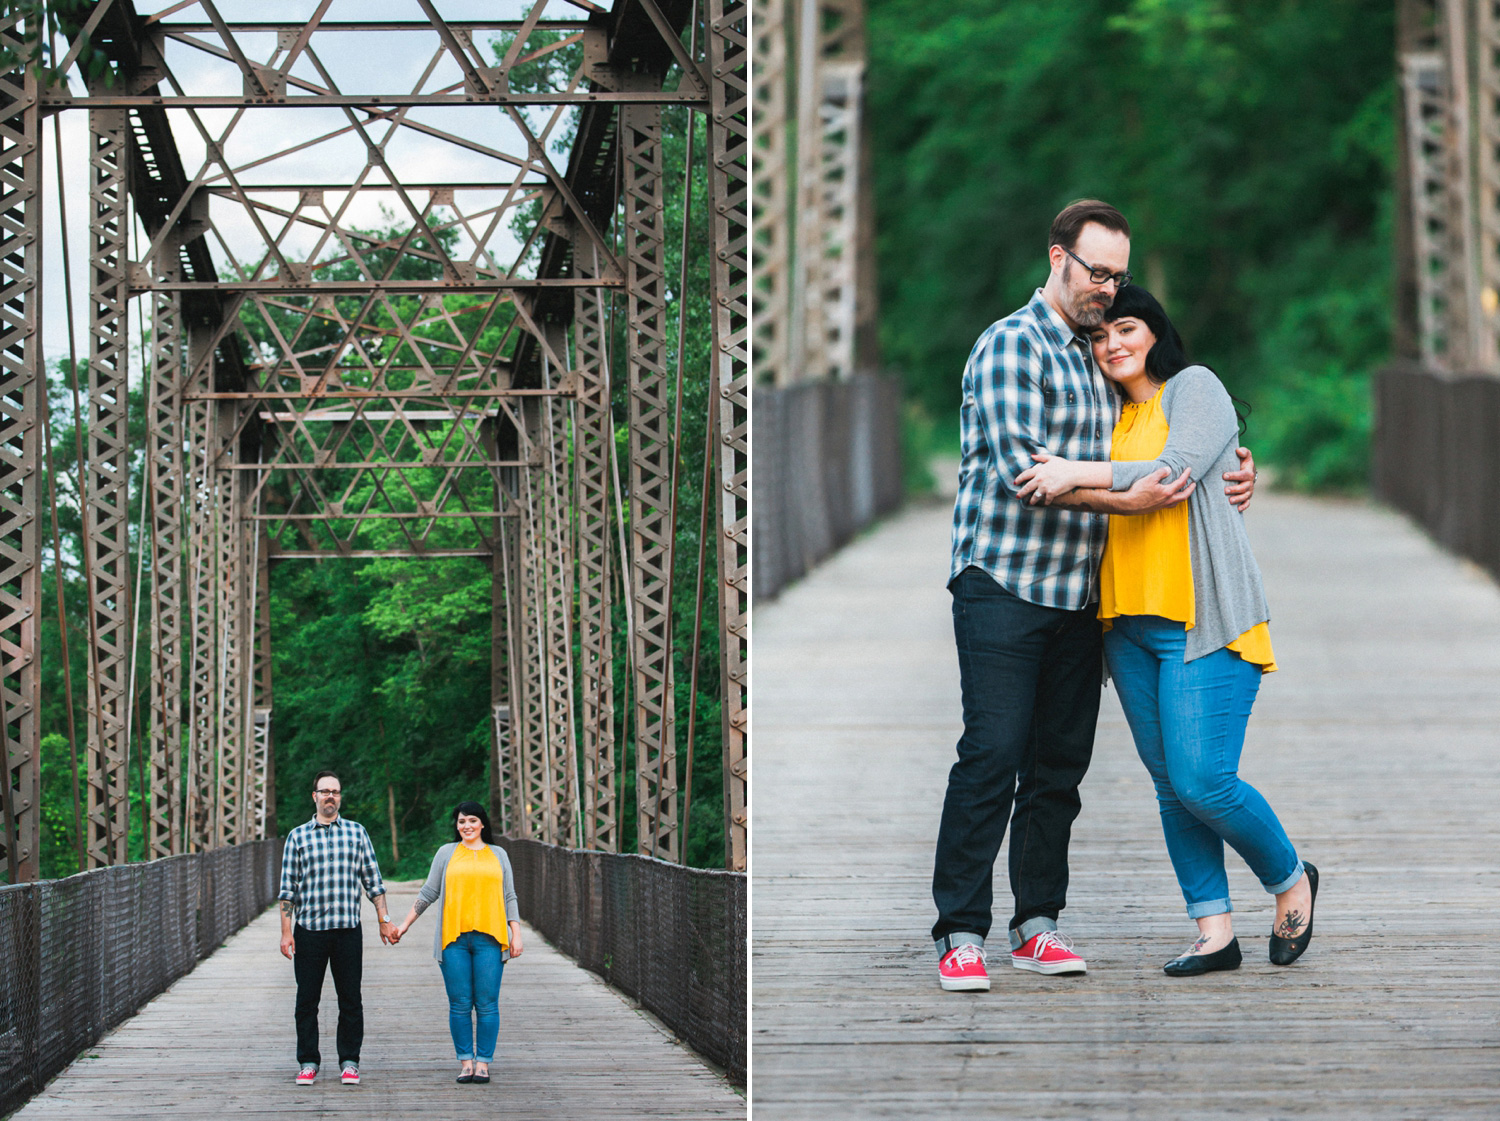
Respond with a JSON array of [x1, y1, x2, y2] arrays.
[[967, 327, 1051, 499]]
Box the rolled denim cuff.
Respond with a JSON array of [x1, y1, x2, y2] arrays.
[[1009, 916, 1056, 950], [1264, 860, 1304, 896], [1185, 898, 1233, 920], [934, 931, 984, 958]]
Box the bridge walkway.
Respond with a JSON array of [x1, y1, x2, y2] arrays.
[[13, 883, 743, 1120], [754, 493, 1500, 1118]]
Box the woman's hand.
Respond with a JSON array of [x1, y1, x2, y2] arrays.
[[1016, 452, 1082, 506], [508, 921, 524, 958]]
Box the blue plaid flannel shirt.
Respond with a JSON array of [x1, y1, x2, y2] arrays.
[[278, 815, 386, 931], [950, 290, 1115, 610]]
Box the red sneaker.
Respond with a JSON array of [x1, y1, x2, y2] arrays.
[[295, 1065, 317, 1085], [1010, 931, 1086, 975], [937, 942, 990, 991], [340, 1063, 360, 1084]]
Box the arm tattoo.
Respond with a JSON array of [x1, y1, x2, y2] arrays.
[[279, 900, 294, 919]]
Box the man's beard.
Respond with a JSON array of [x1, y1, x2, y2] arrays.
[[1064, 261, 1111, 327]]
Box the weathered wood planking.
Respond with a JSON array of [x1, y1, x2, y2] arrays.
[[13, 884, 743, 1119], [753, 494, 1500, 1119]]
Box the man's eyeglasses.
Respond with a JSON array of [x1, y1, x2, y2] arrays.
[[314, 789, 342, 797], [1064, 247, 1131, 289]]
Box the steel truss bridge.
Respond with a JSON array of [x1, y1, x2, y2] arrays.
[[0, 0, 748, 881]]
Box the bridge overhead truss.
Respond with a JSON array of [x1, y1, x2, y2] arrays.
[[0, 0, 748, 879]]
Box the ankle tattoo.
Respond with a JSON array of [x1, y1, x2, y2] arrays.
[[1276, 908, 1306, 938]]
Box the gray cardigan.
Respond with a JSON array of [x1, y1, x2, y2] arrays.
[[1108, 366, 1270, 662], [411, 841, 521, 962]]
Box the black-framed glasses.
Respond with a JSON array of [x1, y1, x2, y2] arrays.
[[1064, 247, 1131, 289], [314, 788, 342, 796]]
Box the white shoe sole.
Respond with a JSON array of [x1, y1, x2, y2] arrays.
[[1011, 955, 1086, 975], [939, 974, 991, 991]]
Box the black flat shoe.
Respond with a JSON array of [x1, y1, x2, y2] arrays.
[[456, 1073, 474, 1083], [1269, 861, 1318, 966], [472, 1073, 490, 1085], [1163, 936, 1242, 976]]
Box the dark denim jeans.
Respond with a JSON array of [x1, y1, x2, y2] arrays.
[[932, 567, 1102, 948], [293, 924, 363, 1068]]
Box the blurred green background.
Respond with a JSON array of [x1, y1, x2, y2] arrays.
[[869, 0, 1392, 493]]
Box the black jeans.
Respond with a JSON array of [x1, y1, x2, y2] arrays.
[[293, 924, 363, 1067], [932, 567, 1102, 945]]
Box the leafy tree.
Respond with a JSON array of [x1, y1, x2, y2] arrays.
[[868, 0, 1392, 489]]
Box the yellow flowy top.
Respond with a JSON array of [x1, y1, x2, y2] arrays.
[[1098, 384, 1276, 672], [441, 844, 510, 951]]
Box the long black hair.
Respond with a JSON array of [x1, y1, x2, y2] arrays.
[[1101, 285, 1249, 434], [452, 800, 494, 844]]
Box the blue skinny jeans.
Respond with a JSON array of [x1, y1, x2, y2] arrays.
[[1104, 615, 1302, 918], [438, 930, 505, 1062]]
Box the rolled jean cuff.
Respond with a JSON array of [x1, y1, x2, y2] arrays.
[[1265, 860, 1304, 896], [1185, 898, 1233, 920], [934, 931, 984, 958], [1009, 916, 1056, 950], [455, 1050, 474, 1061]]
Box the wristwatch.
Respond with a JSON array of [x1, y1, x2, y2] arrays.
[[379, 914, 390, 923]]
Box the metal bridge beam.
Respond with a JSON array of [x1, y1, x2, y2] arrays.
[[709, 0, 750, 871], [0, 21, 41, 882]]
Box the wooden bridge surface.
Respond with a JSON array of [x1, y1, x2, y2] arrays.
[[753, 493, 1500, 1118], [12, 884, 742, 1120]]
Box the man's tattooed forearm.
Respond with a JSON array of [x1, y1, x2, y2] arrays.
[[280, 900, 294, 918]]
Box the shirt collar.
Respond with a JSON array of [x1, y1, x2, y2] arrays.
[[1028, 288, 1090, 349], [311, 814, 341, 829]]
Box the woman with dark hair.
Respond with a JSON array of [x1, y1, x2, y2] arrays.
[[391, 801, 522, 1082], [1016, 285, 1317, 976]]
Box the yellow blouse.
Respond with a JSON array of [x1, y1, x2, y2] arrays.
[[441, 844, 511, 951], [1099, 384, 1276, 672]]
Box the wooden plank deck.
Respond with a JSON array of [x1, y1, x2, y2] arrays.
[[753, 494, 1500, 1118], [13, 883, 743, 1119]]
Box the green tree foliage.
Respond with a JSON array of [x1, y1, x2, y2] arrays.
[[868, 0, 1392, 489]]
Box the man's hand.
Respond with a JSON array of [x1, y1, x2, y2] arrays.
[[379, 920, 398, 946], [1223, 446, 1256, 512], [1122, 465, 1196, 512], [280, 930, 295, 959]]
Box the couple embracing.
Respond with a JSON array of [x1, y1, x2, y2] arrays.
[[277, 772, 523, 1085], [934, 199, 1318, 989]]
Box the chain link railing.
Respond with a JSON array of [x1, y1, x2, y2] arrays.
[[0, 839, 281, 1114], [503, 839, 746, 1085], [753, 371, 904, 600]]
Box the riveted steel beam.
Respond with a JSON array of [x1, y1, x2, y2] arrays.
[[0, 21, 42, 882]]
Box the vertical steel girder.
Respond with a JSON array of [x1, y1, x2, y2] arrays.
[[622, 103, 679, 863], [0, 26, 42, 882], [791, 0, 866, 384], [709, 0, 750, 871], [513, 431, 552, 843], [250, 525, 273, 841], [212, 436, 246, 847], [147, 280, 185, 857], [752, 0, 791, 387], [84, 108, 132, 869], [539, 325, 580, 849], [184, 327, 217, 852], [495, 470, 527, 839], [573, 246, 616, 852]]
